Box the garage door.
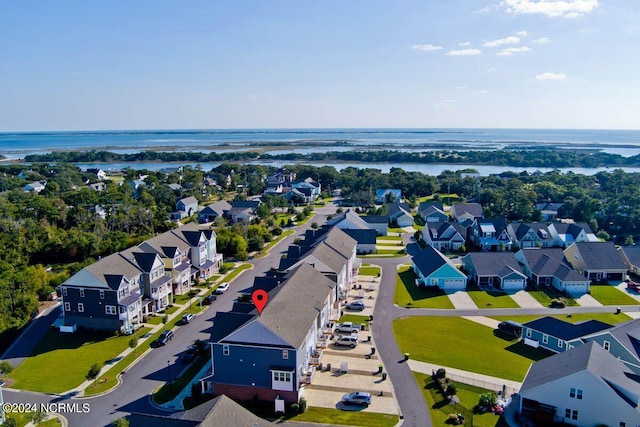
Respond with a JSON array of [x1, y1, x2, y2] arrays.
[[444, 279, 465, 288], [503, 279, 524, 289]]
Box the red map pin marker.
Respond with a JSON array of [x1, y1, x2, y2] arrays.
[[252, 289, 269, 315]]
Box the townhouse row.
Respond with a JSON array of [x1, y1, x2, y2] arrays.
[[58, 223, 223, 334]]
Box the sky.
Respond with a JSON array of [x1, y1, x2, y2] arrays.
[[1, 0, 639, 131]]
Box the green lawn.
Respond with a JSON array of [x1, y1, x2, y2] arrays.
[[490, 312, 632, 326], [359, 266, 381, 277], [378, 235, 403, 241], [375, 249, 406, 256], [218, 263, 252, 284], [8, 327, 150, 393], [174, 290, 201, 305], [4, 412, 32, 427], [394, 266, 455, 309], [393, 317, 552, 381], [527, 288, 578, 307], [338, 314, 371, 327], [589, 284, 640, 306], [413, 371, 507, 427], [289, 407, 398, 427], [466, 286, 520, 309], [376, 238, 404, 246], [388, 227, 406, 234], [153, 355, 210, 404]]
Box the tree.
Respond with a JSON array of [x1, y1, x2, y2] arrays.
[[2, 418, 17, 427], [0, 360, 13, 374], [111, 417, 130, 427], [625, 235, 635, 246], [311, 222, 319, 229], [87, 363, 101, 382], [31, 410, 47, 425], [478, 392, 498, 411], [129, 337, 138, 356], [435, 368, 446, 379]]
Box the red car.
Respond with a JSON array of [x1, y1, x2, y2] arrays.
[[627, 280, 640, 292]]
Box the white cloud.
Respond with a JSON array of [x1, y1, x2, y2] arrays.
[[502, 0, 599, 18], [475, 89, 490, 94], [459, 42, 472, 47], [455, 86, 468, 90], [484, 36, 520, 47], [446, 48, 482, 56], [474, 4, 500, 14], [486, 67, 496, 73], [538, 100, 550, 104], [412, 44, 443, 52], [497, 46, 532, 55], [536, 72, 567, 80], [516, 30, 529, 36], [533, 37, 551, 43]]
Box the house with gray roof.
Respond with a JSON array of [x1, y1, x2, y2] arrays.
[[170, 196, 199, 220], [470, 218, 512, 251], [575, 318, 640, 374], [342, 228, 377, 254], [515, 248, 591, 295], [618, 245, 640, 276], [59, 252, 144, 333], [198, 200, 231, 224], [534, 201, 563, 221], [564, 241, 628, 282], [201, 263, 338, 404], [23, 180, 46, 193], [228, 200, 261, 223], [518, 341, 640, 427], [138, 231, 193, 296], [507, 222, 555, 249], [450, 203, 483, 222], [521, 316, 612, 353], [412, 246, 467, 290], [423, 221, 466, 252], [362, 215, 388, 236], [548, 222, 598, 248], [461, 252, 526, 290], [119, 249, 173, 313], [388, 202, 414, 227], [418, 201, 448, 223]]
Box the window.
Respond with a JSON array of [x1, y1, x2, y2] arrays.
[[576, 389, 583, 400], [272, 371, 292, 383], [542, 334, 548, 344], [78, 303, 84, 313], [572, 410, 578, 420], [620, 422, 626, 427], [526, 328, 532, 338], [558, 339, 564, 349], [223, 345, 229, 356], [62, 287, 67, 296], [282, 350, 288, 360], [570, 388, 575, 398], [79, 289, 85, 298], [100, 290, 105, 299], [64, 302, 70, 311], [105, 305, 116, 315], [604, 340, 610, 351]]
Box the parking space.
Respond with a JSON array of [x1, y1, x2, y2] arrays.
[[301, 269, 399, 416]]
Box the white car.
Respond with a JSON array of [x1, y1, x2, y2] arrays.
[[335, 336, 358, 348], [215, 282, 230, 294], [335, 322, 360, 334]]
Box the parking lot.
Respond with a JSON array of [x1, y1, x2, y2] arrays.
[[301, 271, 399, 415]]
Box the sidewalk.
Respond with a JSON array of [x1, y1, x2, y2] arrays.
[[70, 265, 245, 396]]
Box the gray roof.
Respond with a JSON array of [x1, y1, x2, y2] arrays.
[[619, 246, 640, 268], [553, 222, 594, 237], [523, 316, 612, 340], [327, 210, 370, 230], [418, 202, 446, 218], [65, 252, 142, 290], [388, 202, 412, 218], [412, 246, 459, 277], [119, 249, 160, 273], [451, 203, 483, 219], [257, 263, 336, 348], [426, 221, 465, 242], [199, 200, 231, 217], [520, 341, 640, 399], [231, 200, 260, 210], [139, 231, 189, 258], [317, 227, 358, 260], [464, 252, 525, 278], [572, 242, 627, 270], [519, 248, 585, 281], [591, 318, 640, 363], [191, 395, 271, 427], [342, 228, 377, 245], [510, 222, 553, 242], [362, 215, 389, 224]]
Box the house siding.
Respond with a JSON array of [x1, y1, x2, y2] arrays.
[[62, 287, 120, 325], [522, 328, 567, 353], [580, 333, 640, 374]]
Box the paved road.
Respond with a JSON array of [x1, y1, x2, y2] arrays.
[[2, 304, 61, 367]]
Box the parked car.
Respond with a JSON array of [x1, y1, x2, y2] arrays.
[[497, 320, 522, 337], [180, 351, 197, 363], [180, 313, 195, 324], [345, 301, 365, 311], [155, 330, 174, 346], [342, 391, 371, 406], [203, 294, 217, 305], [335, 335, 358, 348], [335, 322, 360, 334], [215, 282, 230, 294]]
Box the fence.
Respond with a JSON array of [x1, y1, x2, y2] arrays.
[[434, 369, 519, 399]]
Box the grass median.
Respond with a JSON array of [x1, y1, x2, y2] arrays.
[[289, 407, 398, 427]]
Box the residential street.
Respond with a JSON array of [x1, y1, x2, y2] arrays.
[[3, 209, 636, 427]]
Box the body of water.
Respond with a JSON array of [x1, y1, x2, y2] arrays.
[[2, 128, 640, 158]]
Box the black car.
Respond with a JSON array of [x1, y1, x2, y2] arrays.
[[203, 294, 217, 305], [155, 330, 174, 346]]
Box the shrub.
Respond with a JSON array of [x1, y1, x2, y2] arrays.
[[271, 227, 282, 236], [0, 360, 14, 375], [289, 403, 299, 415], [87, 363, 101, 381], [311, 222, 319, 229], [445, 384, 457, 397], [435, 368, 447, 379], [219, 264, 231, 274], [111, 417, 130, 427], [550, 298, 565, 308], [162, 315, 168, 324], [298, 397, 307, 413], [478, 392, 498, 412]]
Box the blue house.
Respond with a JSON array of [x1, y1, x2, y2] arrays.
[[521, 316, 612, 353], [573, 318, 640, 374], [412, 246, 467, 290], [202, 263, 338, 403]]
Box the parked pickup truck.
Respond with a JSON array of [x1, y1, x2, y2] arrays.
[[334, 322, 361, 334]]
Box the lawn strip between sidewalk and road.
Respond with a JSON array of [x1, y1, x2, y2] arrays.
[[288, 407, 398, 427], [589, 284, 640, 306]]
